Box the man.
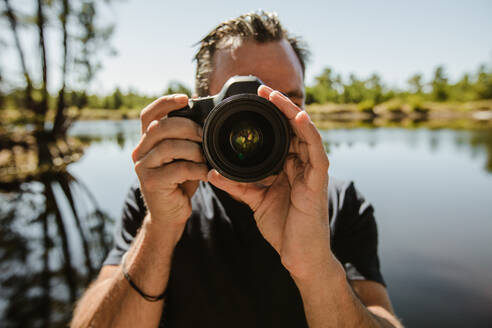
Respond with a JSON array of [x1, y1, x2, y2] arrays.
[[72, 11, 402, 328]]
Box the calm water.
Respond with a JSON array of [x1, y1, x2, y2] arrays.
[[1, 119, 492, 327]]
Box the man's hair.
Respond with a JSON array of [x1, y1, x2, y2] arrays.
[[194, 11, 309, 96]]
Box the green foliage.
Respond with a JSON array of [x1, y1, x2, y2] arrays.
[[307, 68, 390, 105], [112, 88, 123, 109], [2, 80, 192, 112], [406, 94, 428, 113], [475, 65, 492, 99], [306, 63, 492, 106], [357, 99, 375, 113], [69, 91, 88, 109], [2, 59, 491, 114], [407, 73, 424, 94], [165, 81, 192, 97], [431, 66, 449, 101], [383, 98, 404, 112]]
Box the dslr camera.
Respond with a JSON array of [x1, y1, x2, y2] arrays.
[[169, 76, 290, 182]]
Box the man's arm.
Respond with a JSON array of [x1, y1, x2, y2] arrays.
[[71, 94, 208, 327], [351, 280, 400, 326], [294, 266, 403, 328], [71, 215, 182, 328]]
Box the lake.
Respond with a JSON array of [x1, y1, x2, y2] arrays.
[[1, 119, 491, 327]]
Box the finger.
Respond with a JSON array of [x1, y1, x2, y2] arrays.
[[259, 85, 301, 122], [139, 161, 209, 192], [258, 84, 274, 99], [140, 94, 188, 134], [207, 170, 264, 210], [260, 89, 304, 137], [268, 90, 301, 121], [133, 117, 202, 162], [138, 139, 204, 168], [265, 89, 327, 170], [294, 110, 329, 172]]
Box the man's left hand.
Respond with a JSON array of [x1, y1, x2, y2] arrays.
[[208, 85, 341, 279]]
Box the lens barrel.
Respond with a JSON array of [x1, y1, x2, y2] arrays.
[[202, 94, 290, 182]]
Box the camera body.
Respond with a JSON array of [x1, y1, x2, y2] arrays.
[[169, 75, 290, 182]]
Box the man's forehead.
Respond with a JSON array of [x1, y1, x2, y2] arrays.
[[209, 39, 304, 96]]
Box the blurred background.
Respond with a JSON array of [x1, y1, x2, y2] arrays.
[[0, 0, 491, 327]]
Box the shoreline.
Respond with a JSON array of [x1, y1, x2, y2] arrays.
[[1, 101, 492, 129]]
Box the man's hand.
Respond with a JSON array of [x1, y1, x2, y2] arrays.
[[208, 85, 339, 279], [132, 94, 208, 227]]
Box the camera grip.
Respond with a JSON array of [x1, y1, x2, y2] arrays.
[[168, 105, 203, 125]]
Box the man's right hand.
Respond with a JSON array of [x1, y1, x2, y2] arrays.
[[131, 94, 208, 227]]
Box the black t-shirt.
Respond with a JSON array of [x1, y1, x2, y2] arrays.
[[103, 178, 385, 327]]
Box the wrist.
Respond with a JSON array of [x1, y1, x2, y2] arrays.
[[292, 254, 346, 293], [143, 213, 187, 246], [122, 214, 183, 298]]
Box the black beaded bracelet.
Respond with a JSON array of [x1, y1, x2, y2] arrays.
[[121, 252, 168, 302]]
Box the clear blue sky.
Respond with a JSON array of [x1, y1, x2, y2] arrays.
[[5, 0, 492, 96]]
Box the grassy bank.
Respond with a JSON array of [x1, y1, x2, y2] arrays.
[[1, 99, 492, 126], [307, 99, 492, 118]]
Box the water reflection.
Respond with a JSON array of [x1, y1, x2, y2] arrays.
[[321, 127, 492, 174], [0, 162, 112, 327], [69, 120, 141, 150], [469, 130, 492, 172], [1, 119, 492, 327]]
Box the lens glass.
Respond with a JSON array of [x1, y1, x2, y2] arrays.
[[229, 121, 263, 161], [218, 111, 273, 167]]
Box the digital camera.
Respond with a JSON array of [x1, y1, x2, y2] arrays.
[[168, 75, 290, 182]]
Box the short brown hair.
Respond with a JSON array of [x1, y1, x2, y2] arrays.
[[194, 11, 309, 96]]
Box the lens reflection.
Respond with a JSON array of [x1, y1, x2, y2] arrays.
[[229, 121, 263, 160]]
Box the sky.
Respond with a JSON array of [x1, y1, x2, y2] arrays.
[[3, 0, 492, 96]]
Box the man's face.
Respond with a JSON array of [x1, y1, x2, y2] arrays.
[[208, 39, 305, 108]]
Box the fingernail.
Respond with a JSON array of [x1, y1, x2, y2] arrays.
[[260, 85, 274, 92], [174, 94, 188, 103], [298, 110, 311, 122]]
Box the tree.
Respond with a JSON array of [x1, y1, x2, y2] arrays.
[[342, 74, 366, 103], [366, 73, 384, 104], [305, 67, 342, 104], [165, 81, 192, 97], [0, 65, 4, 109], [408, 73, 424, 94], [431, 66, 449, 101], [70, 91, 88, 109], [474, 64, 492, 99], [452, 73, 473, 101], [112, 87, 123, 109], [1, 0, 115, 135]]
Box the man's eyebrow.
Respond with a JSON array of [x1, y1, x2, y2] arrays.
[[281, 90, 304, 99]]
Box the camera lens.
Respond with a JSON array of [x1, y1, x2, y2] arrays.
[[229, 120, 263, 161], [202, 94, 290, 182]]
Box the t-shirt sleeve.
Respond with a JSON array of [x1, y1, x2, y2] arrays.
[[102, 182, 146, 266], [330, 180, 386, 286]]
